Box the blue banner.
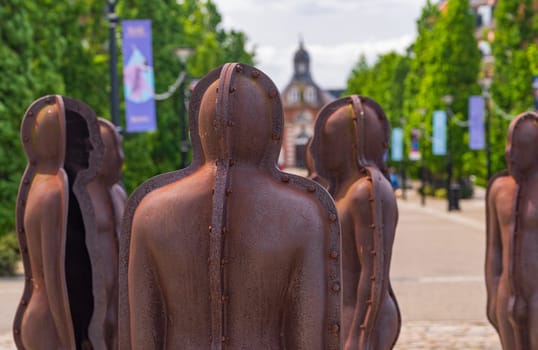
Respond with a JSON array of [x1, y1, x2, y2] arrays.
[[122, 20, 156, 133], [391, 128, 403, 161], [533, 76, 538, 111], [468, 96, 485, 150], [432, 110, 447, 156]]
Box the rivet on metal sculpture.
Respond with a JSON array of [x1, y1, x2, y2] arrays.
[[310, 95, 401, 350], [486, 111, 538, 350], [14, 95, 125, 350], [119, 63, 342, 349]]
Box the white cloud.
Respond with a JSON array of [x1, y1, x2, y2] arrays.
[[254, 34, 415, 89], [213, 0, 426, 89]]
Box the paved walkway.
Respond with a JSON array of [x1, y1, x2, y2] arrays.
[[0, 184, 502, 349], [392, 185, 500, 349]]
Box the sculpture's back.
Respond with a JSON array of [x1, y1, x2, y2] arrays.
[[311, 96, 400, 350], [120, 63, 341, 349]]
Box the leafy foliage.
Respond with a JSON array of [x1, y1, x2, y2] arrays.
[[346, 0, 482, 183], [0, 0, 254, 235], [491, 0, 538, 114]]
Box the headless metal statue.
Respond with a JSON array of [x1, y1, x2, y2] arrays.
[[14, 96, 76, 350], [486, 112, 538, 350], [14, 95, 114, 350], [86, 117, 126, 350], [119, 63, 342, 349], [310, 95, 401, 349]]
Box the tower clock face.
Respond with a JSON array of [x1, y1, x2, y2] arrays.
[[298, 63, 306, 73]]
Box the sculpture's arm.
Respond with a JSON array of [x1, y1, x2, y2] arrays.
[[346, 180, 384, 350], [128, 213, 165, 350], [485, 180, 502, 330], [285, 230, 326, 350], [41, 176, 76, 349], [111, 183, 127, 240]]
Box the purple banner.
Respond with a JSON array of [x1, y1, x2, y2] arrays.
[[468, 96, 485, 150], [122, 20, 156, 133], [533, 76, 538, 110]]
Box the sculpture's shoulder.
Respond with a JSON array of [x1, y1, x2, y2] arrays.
[[487, 171, 514, 205], [276, 172, 335, 217], [129, 169, 213, 237], [111, 183, 127, 202], [31, 172, 67, 204], [350, 177, 373, 200], [262, 171, 337, 243]]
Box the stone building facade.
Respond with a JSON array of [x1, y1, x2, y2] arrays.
[[280, 40, 335, 168]]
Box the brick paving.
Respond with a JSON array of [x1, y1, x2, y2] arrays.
[[395, 321, 500, 350]]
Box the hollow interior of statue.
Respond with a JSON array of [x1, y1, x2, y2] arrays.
[[64, 110, 94, 349]]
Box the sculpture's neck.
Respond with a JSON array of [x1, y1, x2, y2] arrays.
[[329, 164, 361, 200]]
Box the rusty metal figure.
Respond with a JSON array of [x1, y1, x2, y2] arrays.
[[14, 95, 106, 350], [119, 63, 342, 349], [305, 137, 329, 189], [310, 95, 401, 350], [486, 111, 538, 350], [86, 117, 126, 350], [14, 96, 76, 350]]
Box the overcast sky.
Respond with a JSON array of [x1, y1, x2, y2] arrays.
[[212, 0, 428, 90]]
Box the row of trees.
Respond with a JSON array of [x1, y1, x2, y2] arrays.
[[0, 0, 254, 235], [345, 0, 538, 186]]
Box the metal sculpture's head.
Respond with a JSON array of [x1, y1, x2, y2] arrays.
[[62, 97, 103, 178], [189, 63, 283, 169], [506, 111, 538, 182], [305, 137, 316, 176], [97, 118, 124, 184], [311, 95, 389, 180], [21, 96, 66, 171]]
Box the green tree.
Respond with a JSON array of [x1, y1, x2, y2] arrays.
[[0, 0, 254, 235], [415, 0, 481, 179], [118, 0, 255, 193], [491, 0, 538, 114], [346, 52, 409, 128], [0, 1, 32, 234], [402, 0, 440, 163]]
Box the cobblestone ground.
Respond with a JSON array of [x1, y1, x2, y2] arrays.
[[0, 322, 502, 350], [395, 321, 501, 350]]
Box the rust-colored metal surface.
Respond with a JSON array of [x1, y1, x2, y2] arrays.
[[305, 137, 329, 189], [13, 95, 126, 350], [486, 112, 538, 350], [311, 95, 401, 350], [119, 63, 341, 349], [86, 117, 126, 350], [14, 95, 76, 350]]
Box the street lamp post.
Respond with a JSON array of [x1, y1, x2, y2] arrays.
[[442, 95, 460, 211], [174, 48, 194, 169], [417, 108, 427, 206], [399, 117, 407, 200], [106, 0, 120, 130]]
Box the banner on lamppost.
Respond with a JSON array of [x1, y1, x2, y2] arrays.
[[391, 127, 403, 161], [409, 128, 421, 160], [468, 95, 485, 150], [432, 110, 447, 156], [122, 20, 157, 133], [532, 75, 538, 111]]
